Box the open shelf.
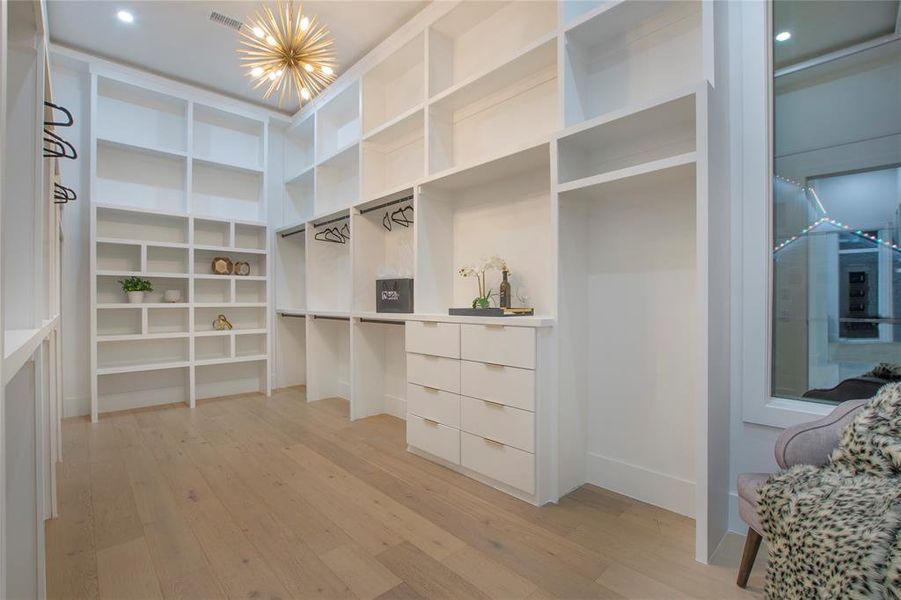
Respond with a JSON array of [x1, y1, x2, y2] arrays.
[[193, 104, 264, 171], [315, 143, 359, 215], [235, 279, 266, 303], [362, 109, 424, 200], [195, 360, 266, 400], [192, 160, 263, 221], [428, 38, 557, 174], [307, 316, 350, 402], [235, 332, 267, 357], [316, 83, 360, 162], [146, 245, 189, 275], [148, 307, 189, 334], [363, 34, 425, 135], [96, 274, 188, 306], [307, 212, 351, 313], [557, 159, 698, 502], [96, 140, 187, 212], [417, 143, 553, 315], [284, 167, 314, 225], [563, 0, 703, 126], [353, 191, 415, 313], [193, 218, 229, 246], [96, 76, 187, 156], [195, 335, 230, 361], [194, 278, 230, 303], [285, 116, 315, 180], [97, 368, 190, 412], [235, 223, 266, 251], [557, 92, 696, 185], [96, 206, 189, 244], [97, 241, 140, 272], [97, 337, 189, 372], [194, 306, 266, 332], [97, 307, 142, 336], [194, 248, 266, 277], [428, 0, 557, 98]]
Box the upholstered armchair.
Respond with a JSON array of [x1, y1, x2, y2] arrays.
[[735, 398, 869, 588]]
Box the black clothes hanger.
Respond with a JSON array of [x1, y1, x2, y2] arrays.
[[53, 183, 76, 204], [44, 102, 74, 128], [391, 205, 413, 227], [383, 211, 392, 231], [43, 129, 77, 159], [339, 222, 350, 241], [326, 226, 345, 243]]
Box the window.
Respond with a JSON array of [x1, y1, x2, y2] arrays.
[[771, 0, 901, 402]]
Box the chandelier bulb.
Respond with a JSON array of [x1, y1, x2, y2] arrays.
[[251, 67, 264, 77], [300, 16, 309, 31], [322, 65, 333, 76], [252, 26, 264, 39], [304, 63, 314, 72], [301, 87, 311, 100]]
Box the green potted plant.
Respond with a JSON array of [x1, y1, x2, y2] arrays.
[[118, 276, 153, 304]]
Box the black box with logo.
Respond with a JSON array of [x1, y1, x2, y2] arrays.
[[376, 278, 414, 313]]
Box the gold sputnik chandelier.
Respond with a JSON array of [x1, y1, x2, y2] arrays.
[[239, 0, 337, 106]]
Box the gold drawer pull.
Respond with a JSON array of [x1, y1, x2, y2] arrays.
[[423, 418, 439, 427], [423, 386, 440, 393], [482, 399, 505, 409], [484, 362, 505, 369], [484, 324, 505, 330], [422, 321, 438, 327], [483, 437, 504, 448]]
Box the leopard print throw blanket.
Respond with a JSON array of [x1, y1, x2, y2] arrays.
[[758, 383, 901, 599]]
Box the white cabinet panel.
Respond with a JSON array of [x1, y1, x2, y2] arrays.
[[461, 396, 534, 453], [460, 360, 535, 411], [407, 413, 460, 464], [407, 383, 460, 428], [405, 321, 460, 358], [461, 324, 535, 368], [407, 353, 461, 394], [461, 431, 535, 494]]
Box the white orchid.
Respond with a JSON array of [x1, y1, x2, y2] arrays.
[[458, 256, 508, 309]]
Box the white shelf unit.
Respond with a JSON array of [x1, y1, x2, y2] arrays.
[[285, 115, 315, 181], [269, 0, 723, 557], [90, 69, 272, 421], [562, 0, 706, 127], [2, 2, 65, 596], [429, 36, 558, 175]]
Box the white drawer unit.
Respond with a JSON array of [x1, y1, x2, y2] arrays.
[[461, 324, 536, 369], [407, 413, 460, 464], [461, 432, 535, 495], [405, 318, 548, 504], [460, 360, 535, 412], [407, 383, 460, 428], [461, 396, 534, 453], [407, 352, 461, 394], [405, 321, 460, 358]]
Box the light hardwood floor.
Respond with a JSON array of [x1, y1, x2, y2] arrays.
[[47, 387, 766, 599]]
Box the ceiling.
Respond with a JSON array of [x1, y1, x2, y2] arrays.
[[47, 0, 428, 114], [773, 0, 900, 69]]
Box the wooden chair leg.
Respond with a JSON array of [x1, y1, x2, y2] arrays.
[[736, 527, 762, 588]]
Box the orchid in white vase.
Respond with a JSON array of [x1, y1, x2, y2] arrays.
[[458, 256, 508, 309]]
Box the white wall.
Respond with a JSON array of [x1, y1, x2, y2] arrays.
[[52, 64, 92, 417]]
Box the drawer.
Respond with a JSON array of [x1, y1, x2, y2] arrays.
[[461, 324, 535, 369], [405, 321, 460, 358], [461, 432, 534, 494], [407, 413, 460, 464], [407, 353, 460, 394], [460, 360, 535, 412], [407, 383, 460, 428], [461, 396, 534, 453]]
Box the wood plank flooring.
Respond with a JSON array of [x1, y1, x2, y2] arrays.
[[46, 387, 766, 599]]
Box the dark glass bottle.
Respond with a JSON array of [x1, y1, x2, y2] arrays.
[[499, 270, 511, 308]]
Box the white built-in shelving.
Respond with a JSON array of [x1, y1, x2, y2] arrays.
[[89, 72, 271, 421], [271, 0, 724, 559]]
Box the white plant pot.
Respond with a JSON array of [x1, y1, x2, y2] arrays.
[[126, 291, 144, 304]]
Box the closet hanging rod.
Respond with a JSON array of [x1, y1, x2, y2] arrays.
[[360, 318, 406, 326], [279, 226, 305, 238], [278, 312, 306, 318], [312, 214, 349, 228], [311, 315, 349, 322], [359, 194, 414, 215]]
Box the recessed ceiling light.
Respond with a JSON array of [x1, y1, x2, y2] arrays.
[[117, 10, 134, 23], [775, 31, 792, 42]]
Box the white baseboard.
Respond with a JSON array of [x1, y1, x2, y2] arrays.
[[383, 394, 406, 419], [63, 396, 90, 418], [585, 451, 695, 517]]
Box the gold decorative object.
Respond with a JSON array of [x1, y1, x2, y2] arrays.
[[212, 256, 233, 275], [213, 314, 233, 331], [234, 261, 251, 276], [238, 0, 338, 107]]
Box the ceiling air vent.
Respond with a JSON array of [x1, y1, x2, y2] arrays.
[[209, 10, 244, 31]]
